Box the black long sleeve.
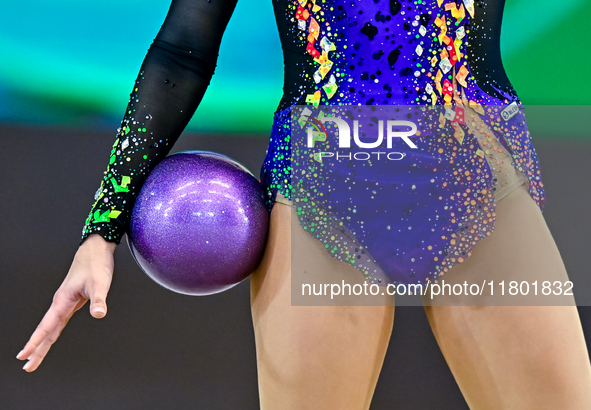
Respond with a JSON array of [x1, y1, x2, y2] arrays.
[[81, 0, 238, 245]]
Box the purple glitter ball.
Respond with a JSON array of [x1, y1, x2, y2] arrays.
[[127, 151, 269, 295]]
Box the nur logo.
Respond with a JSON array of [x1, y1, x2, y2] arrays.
[[299, 111, 419, 162], [303, 115, 418, 149]]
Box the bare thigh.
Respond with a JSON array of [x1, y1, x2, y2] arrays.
[[424, 183, 591, 409], [250, 200, 394, 410]]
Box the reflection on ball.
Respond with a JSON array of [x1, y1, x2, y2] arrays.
[[127, 151, 269, 295]]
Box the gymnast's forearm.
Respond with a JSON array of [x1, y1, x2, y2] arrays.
[[80, 53, 211, 245], [80, 39, 218, 245], [80, 0, 239, 246]]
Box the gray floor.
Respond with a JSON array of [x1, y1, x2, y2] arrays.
[[1, 124, 590, 409]]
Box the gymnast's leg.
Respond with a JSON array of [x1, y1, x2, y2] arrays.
[[250, 198, 394, 410], [423, 183, 591, 409]]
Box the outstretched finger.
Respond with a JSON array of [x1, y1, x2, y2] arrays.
[[20, 298, 86, 372], [17, 294, 82, 366], [23, 330, 61, 372]]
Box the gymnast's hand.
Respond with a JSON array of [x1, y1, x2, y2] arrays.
[[16, 234, 116, 372]]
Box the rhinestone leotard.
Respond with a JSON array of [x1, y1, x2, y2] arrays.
[[260, 0, 545, 285]]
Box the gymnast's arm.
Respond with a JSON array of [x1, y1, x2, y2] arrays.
[[16, 0, 239, 372]]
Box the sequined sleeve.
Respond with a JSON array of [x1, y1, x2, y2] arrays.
[[81, 0, 239, 245]]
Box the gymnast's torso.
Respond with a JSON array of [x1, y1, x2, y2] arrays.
[[273, 0, 515, 109], [260, 0, 546, 284]]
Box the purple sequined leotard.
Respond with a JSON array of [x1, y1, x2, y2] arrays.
[[81, 0, 545, 286], [260, 0, 545, 285]]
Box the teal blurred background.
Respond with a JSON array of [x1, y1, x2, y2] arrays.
[[1, 0, 589, 135]]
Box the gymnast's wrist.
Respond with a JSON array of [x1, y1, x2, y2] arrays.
[[80, 233, 118, 253]]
